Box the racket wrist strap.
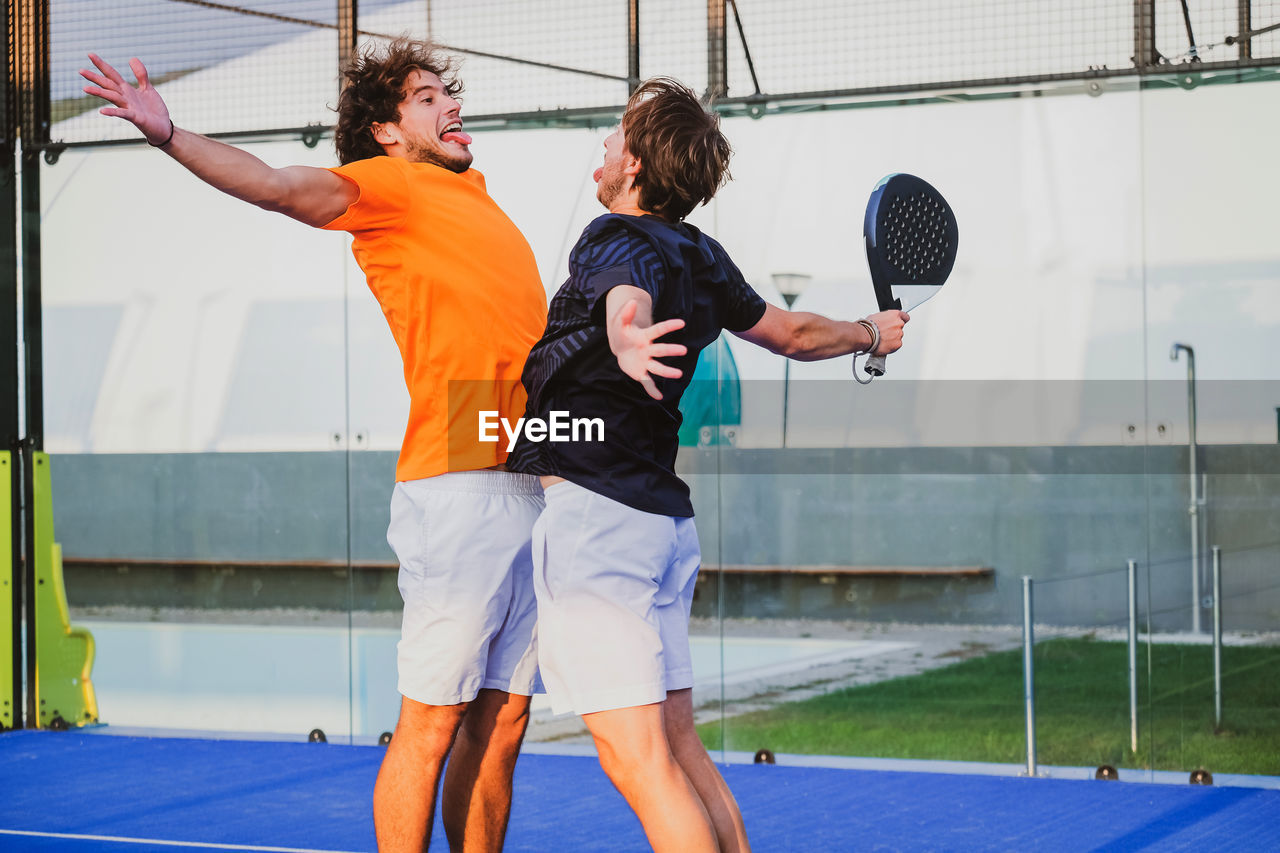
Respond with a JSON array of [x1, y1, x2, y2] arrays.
[[856, 318, 880, 354]]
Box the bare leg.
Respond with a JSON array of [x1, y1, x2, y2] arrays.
[[663, 689, 751, 852], [442, 689, 531, 852], [582, 701, 718, 853], [374, 695, 468, 852]]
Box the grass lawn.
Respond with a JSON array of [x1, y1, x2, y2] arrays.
[[698, 637, 1280, 776]]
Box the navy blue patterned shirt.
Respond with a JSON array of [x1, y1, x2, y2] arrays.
[[507, 213, 767, 516]]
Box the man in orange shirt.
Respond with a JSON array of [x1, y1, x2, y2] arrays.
[[83, 41, 547, 853]]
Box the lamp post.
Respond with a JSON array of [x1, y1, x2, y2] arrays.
[[1171, 342, 1201, 633], [772, 273, 811, 447]]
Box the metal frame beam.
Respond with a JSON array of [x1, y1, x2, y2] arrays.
[[17, 0, 48, 729], [1, 0, 20, 732]]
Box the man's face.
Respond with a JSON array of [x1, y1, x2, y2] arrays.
[[595, 124, 631, 209], [385, 69, 472, 172]]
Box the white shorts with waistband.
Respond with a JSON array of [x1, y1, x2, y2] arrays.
[[532, 479, 701, 716], [387, 470, 544, 706]]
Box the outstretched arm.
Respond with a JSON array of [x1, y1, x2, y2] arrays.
[[81, 54, 356, 228], [734, 303, 909, 361], [605, 285, 687, 401]]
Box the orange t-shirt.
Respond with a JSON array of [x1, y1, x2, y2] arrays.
[[323, 156, 547, 481]]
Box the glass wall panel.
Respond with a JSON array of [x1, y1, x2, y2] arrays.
[[701, 87, 1153, 774], [42, 138, 358, 739], [341, 279, 406, 743], [1139, 73, 1280, 778]]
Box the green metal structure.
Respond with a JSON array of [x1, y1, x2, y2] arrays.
[[30, 452, 97, 728]]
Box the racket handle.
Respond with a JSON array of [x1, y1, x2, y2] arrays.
[[865, 354, 886, 377]]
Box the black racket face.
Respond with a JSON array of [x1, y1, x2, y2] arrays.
[[863, 174, 958, 312], [878, 190, 955, 282]]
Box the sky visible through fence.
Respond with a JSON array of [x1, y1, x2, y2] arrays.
[[50, 0, 1280, 143]]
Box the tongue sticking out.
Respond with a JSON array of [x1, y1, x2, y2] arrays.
[[442, 130, 472, 145], [593, 167, 603, 182]]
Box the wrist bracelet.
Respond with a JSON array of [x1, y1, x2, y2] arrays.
[[856, 318, 880, 354], [149, 120, 176, 148]]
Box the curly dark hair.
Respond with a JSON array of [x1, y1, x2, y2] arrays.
[[334, 38, 463, 165], [621, 77, 732, 221]]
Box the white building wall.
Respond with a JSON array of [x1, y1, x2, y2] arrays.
[[42, 15, 1280, 454]]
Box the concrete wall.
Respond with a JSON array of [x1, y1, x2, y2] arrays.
[[50, 446, 1279, 630]]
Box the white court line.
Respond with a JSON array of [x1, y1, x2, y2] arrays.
[[0, 828, 367, 853]]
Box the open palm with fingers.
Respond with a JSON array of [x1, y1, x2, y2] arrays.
[[612, 299, 687, 401], [80, 54, 172, 145]]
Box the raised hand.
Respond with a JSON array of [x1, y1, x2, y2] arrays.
[[611, 299, 687, 401], [80, 54, 173, 145]]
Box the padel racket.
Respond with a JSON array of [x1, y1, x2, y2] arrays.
[[854, 173, 958, 384]]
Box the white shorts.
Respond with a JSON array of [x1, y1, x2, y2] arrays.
[[532, 480, 701, 716], [387, 470, 544, 706]]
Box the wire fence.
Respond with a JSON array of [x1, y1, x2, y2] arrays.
[[1019, 538, 1280, 635], [48, 0, 1280, 145]]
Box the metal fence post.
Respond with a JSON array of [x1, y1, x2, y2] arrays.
[[1212, 545, 1223, 728], [337, 0, 357, 82], [1022, 576, 1036, 776], [1171, 343, 1201, 633], [0, 0, 22, 731], [1237, 0, 1252, 59], [628, 0, 640, 93], [1128, 559, 1138, 753], [707, 0, 727, 100], [1133, 0, 1159, 70], [18, 0, 51, 729]]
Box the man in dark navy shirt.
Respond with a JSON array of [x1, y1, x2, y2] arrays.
[[509, 78, 909, 853], [507, 212, 765, 516]]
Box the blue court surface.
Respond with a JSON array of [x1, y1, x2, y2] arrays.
[[2, 730, 1278, 851]]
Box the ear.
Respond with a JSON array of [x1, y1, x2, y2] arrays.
[[371, 122, 399, 146], [622, 154, 642, 176]]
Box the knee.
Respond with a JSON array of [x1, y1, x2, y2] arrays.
[[393, 698, 467, 756], [664, 716, 705, 761], [491, 700, 530, 743], [662, 691, 703, 760], [592, 727, 670, 783], [462, 692, 530, 752], [593, 738, 637, 787], [667, 731, 716, 785]]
